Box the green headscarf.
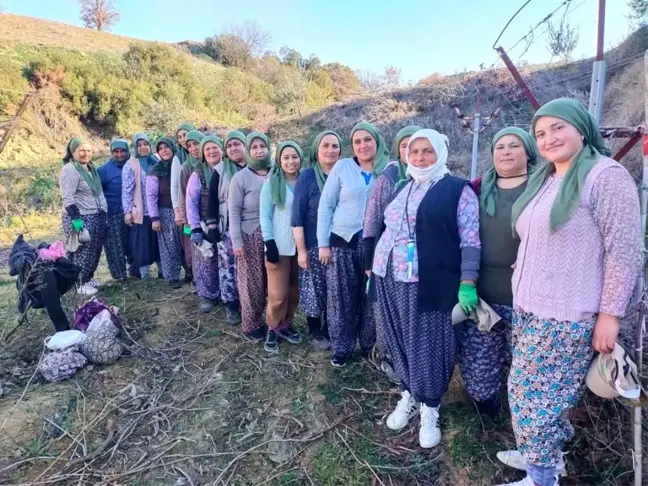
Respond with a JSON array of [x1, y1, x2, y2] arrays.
[[175, 122, 194, 164], [245, 131, 272, 170], [62, 137, 102, 199], [350, 121, 390, 178], [222, 130, 247, 181], [392, 125, 423, 182], [132, 133, 158, 174], [480, 127, 539, 217], [309, 130, 341, 192], [149, 137, 176, 178], [198, 135, 224, 187], [270, 141, 303, 207], [182, 130, 204, 169], [109, 139, 130, 166], [511, 98, 611, 232]]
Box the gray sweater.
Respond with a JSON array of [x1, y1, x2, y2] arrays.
[[228, 167, 269, 249], [317, 158, 374, 247], [59, 162, 107, 215]]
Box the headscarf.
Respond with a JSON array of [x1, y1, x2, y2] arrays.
[[308, 130, 341, 192], [109, 139, 130, 166], [245, 131, 272, 170], [221, 130, 247, 180], [480, 127, 539, 217], [149, 137, 176, 178], [511, 97, 611, 232], [350, 121, 390, 178], [270, 141, 303, 206], [198, 135, 224, 186], [175, 122, 194, 164], [62, 137, 103, 199], [404, 129, 450, 185], [392, 125, 423, 182], [182, 130, 204, 169], [132, 133, 158, 174]]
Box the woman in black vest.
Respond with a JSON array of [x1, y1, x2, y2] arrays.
[[372, 129, 480, 449], [456, 128, 538, 421], [186, 136, 222, 312], [146, 137, 184, 289]]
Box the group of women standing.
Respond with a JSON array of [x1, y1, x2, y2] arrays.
[[58, 97, 642, 486]]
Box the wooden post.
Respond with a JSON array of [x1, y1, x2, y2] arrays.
[[0, 92, 32, 156]]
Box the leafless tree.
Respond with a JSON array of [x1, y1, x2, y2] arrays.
[[78, 0, 120, 32], [222, 21, 271, 57], [546, 20, 579, 61]]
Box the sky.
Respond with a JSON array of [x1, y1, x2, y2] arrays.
[[1, 0, 638, 83]]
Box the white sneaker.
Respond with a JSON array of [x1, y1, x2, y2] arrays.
[[88, 279, 103, 288], [495, 475, 559, 486], [497, 450, 566, 477], [77, 283, 98, 296], [386, 390, 420, 431], [419, 404, 441, 448]]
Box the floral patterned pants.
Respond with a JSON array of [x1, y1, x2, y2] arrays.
[[509, 310, 595, 467]]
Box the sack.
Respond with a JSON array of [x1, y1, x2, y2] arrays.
[[81, 329, 123, 364], [45, 330, 87, 351], [87, 309, 120, 335], [73, 298, 121, 332], [38, 348, 87, 382]]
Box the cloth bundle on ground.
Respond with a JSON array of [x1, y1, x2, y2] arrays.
[[9, 234, 81, 332], [38, 347, 87, 382], [73, 298, 122, 332], [73, 299, 124, 364]]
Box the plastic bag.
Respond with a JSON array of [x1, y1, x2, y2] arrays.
[[73, 298, 121, 332], [45, 330, 87, 351], [87, 309, 120, 335]]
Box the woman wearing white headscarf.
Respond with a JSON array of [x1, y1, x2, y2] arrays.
[[372, 129, 481, 448]]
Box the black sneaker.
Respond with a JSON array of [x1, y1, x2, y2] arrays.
[[245, 327, 266, 342], [278, 326, 302, 344], [184, 272, 193, 283], [169, 280, 182, 289], [225, 307, 241, 326], [330, 353, 347, 368], [264, 331, 279, 354]]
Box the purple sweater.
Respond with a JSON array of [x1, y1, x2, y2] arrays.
[[513, 157, 642, 322]]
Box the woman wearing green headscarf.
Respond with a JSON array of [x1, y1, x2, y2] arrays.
[[495, 99, 642, 486], [291, 130, 341, 350], [186, 136, 223, 312], [258, 141, 304, 353], [174, 130, 204, 283], [453, 127, 538, 424], [228, 131, 272, 340], [146, 137, 183, 289], [316, 121, 389, 367], [59, 137, 107, 295], [174, 122, 195, 165], [123, 133, 160, 280], [363, 124, 421, 380], [209, 130, 247, 325]]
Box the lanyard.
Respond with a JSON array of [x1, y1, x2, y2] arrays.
[[403, 182, 420, 279]]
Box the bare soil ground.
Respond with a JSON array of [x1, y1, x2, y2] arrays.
[[0, 259, 646, 485]]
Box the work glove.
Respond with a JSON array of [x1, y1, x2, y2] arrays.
[[71, 219, 85, 233], [264, 239, 279, 264], [207, 227, 220, 244], [190, 230, 203, 246], [458, 282, 478, 315], [183, 225, 192, 237]]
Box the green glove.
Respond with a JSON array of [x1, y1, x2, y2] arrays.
[[183, 225, 191, 237], [71, 218, 84, 232], [458, 282, 478, 314]]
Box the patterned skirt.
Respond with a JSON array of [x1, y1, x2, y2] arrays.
[[375, 265, 455, 406], [236, 227, 267, 333], [218, 230, 239, 303], [62, 211, 107, 284], [509, 310, 595, 467], [193, 240, 220, 301], [157, 207, 182, 282], [298, 246, 327, 318], [455, 303, 511, 402], [104, 212, 129, 280], [325, 245, 375, 357]]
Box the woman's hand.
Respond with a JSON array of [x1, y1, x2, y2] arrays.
[[592, 313, 619, 354], [365, 270, 372, 278], [152, 220, 161, 232], [124, 212, 134, 226], [297, 249, 309, 270], [233, 247, 244, 258], [174, 209, 184, 227], [319, 247, 331, 265]]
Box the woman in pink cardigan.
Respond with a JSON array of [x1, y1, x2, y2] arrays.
[[496, 99, 642, 486]]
